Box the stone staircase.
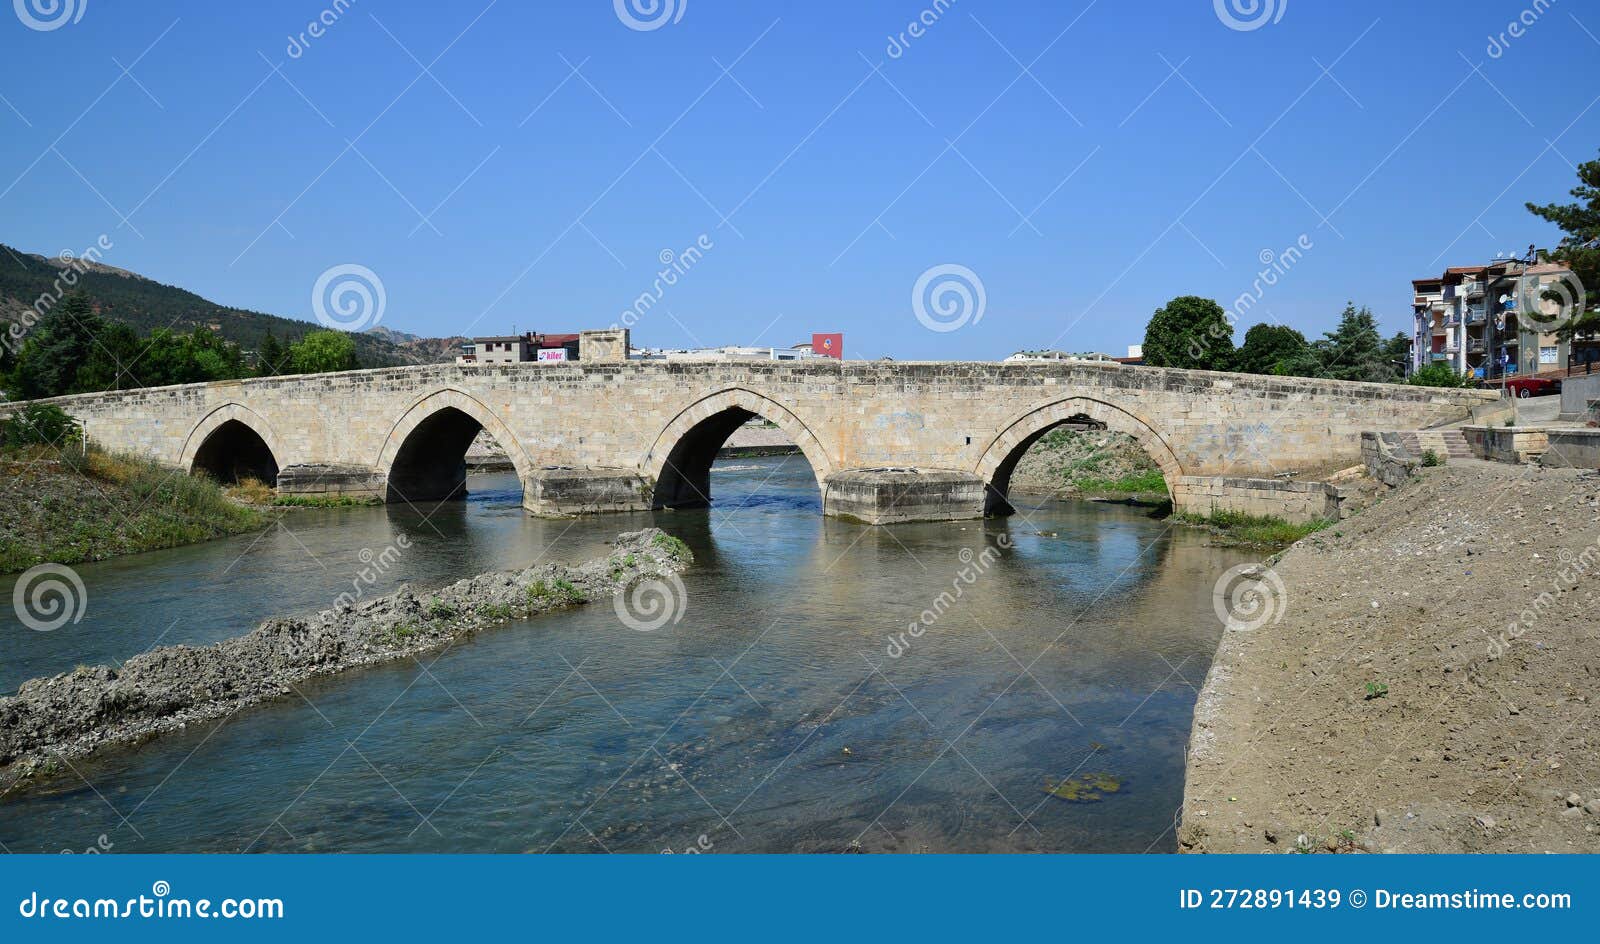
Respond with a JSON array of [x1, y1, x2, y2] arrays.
[[1394, 429, 1473, 462]]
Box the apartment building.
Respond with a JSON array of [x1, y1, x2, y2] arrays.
[[1410, 256, 1574, 381]]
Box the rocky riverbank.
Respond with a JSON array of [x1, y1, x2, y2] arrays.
[[0, 528, 692, 797], [1183, 462, 1600, 853]]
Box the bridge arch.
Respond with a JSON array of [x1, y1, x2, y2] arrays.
[[181, 403, 285, 486], [376, 388, 532, 503], [644, 388, 834, 508], [975, 396, 1183, 514]]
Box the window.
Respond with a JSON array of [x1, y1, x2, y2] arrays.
[[1539, 346, 1558, 365]]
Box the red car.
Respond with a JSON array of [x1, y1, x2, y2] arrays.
[[1504, 376, 1563, 398]]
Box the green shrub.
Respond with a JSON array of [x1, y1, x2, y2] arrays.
[[1406, 363, 1476, 388], [1420, 449, 1443, 467], [1, 404, 80, 449]]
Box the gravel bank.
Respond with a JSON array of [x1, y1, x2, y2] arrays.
[[0, 528, 692, 797], [1183, 462, 1600, 853]]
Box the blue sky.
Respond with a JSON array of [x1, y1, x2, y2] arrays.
[[2, 0, 1597, 359]]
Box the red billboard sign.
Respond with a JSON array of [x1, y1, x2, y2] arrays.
[[813, 333, 842, 359]]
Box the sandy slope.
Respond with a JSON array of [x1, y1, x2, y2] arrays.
[[1182, 461, 1600, 853]]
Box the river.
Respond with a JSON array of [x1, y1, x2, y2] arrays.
[[0, 455, 1256, 853]]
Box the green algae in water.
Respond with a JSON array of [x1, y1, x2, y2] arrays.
[[1043, 772, 1123, 802]]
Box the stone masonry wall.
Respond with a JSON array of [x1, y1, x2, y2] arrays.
[[1, 361, 1495, 516]]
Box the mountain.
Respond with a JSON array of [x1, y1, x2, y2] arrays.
[[0, 243, 460, 367]]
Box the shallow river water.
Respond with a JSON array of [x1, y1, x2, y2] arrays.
[[0, 456, 1256, 853]]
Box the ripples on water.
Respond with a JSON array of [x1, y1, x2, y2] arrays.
[[0, 456, 1256, 853]]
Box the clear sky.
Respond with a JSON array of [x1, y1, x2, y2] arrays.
[[2, 0, 1596, 359]]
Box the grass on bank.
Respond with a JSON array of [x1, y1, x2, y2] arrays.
[[1072, 467, 1170, 498], [0, 444, 269, 573], [222, 478, 382, 508], [1170, 509, 1331, 547]]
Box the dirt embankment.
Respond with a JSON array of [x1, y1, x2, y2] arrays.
[[0, 529, 692, 796], [1184, 462, 1600, 853]]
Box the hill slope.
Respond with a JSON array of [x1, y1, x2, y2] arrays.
[[0, 244, 461, 367]]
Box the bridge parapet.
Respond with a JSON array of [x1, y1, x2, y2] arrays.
[[1, 360, 1498, 523]]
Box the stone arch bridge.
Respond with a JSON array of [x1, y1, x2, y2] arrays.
[[6, 358, 1495, 523]]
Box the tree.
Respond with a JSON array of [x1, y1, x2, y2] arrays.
[[6, 294, 104, 399], [1232, 323, 1311, 375], [1526, 147, 1600, 342], [257, 330, 286, 377], [1406, 362, 1476, 388], [1314, 303, 1395, 383], [1141, 295, 1233, 370], [1380, 331, 1412, 377], [287, 330, 358, 375]]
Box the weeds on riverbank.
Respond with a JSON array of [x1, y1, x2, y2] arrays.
[[1073, 467, 1169, 498], [1172, 509, 1330, 547], [219, 477, 382, 508], [0, 444, 267, 573]]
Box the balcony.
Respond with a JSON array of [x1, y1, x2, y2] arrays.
[[1467, 339, 1486, 354], [1465, 281, 1485, 297], [1430, 351, 1451, 361], [1466, 308, 1487, 325]]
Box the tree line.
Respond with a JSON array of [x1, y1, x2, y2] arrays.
[[2, 292, 360, 401], [1140, 296, 1446, 385]]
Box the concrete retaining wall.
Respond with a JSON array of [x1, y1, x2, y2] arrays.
[[1461, 426, 1550, 464], [1541, 429, 1600, 469], [1559, 373, 1600, 420]]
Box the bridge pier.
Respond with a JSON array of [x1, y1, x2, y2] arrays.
[[523, 467, 653, 517], [276, 464, 388, 501], [821, 468, 986, 525]]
